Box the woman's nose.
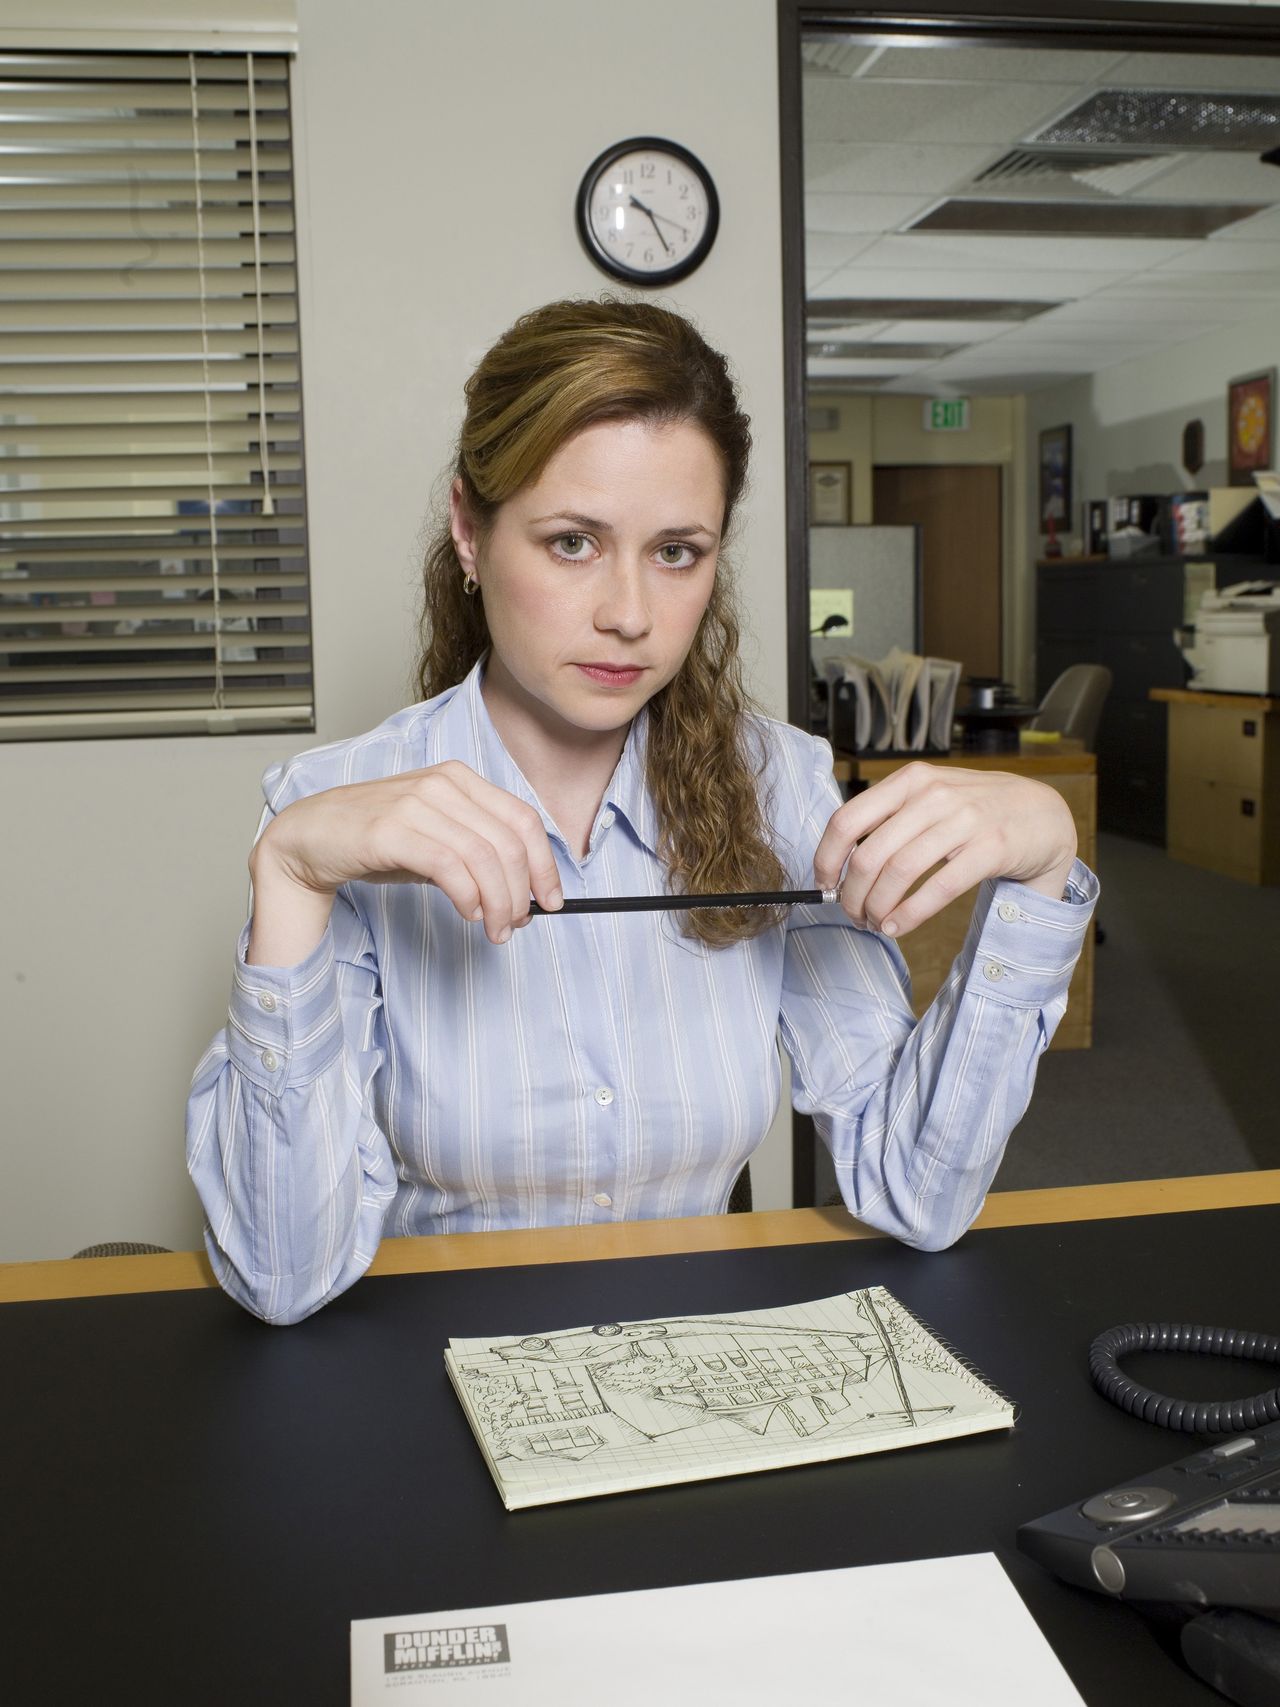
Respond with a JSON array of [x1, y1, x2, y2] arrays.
[[594, 562, 652, 637]]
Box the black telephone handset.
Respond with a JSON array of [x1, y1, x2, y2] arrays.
[[1017, 1322, 1280, 1706]]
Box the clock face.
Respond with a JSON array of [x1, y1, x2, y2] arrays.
[[577, 138, 719, 285]]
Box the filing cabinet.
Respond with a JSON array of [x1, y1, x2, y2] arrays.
[[1152, 689, 1280, 884]]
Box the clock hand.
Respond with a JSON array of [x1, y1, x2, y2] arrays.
[[645, 206, 692, 237], [628, 194, 671, 254]]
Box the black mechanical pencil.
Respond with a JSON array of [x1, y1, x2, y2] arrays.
[[527, 888, 841, 916]]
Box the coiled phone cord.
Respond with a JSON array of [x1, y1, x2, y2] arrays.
[[1089, 1322, 1280, 1433]]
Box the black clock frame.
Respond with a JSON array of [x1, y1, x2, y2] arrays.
[[575, 136, 720, 286]]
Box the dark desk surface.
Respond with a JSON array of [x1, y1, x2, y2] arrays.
[[4, 1183, 1280, 1706]]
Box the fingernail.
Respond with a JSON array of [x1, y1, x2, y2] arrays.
[[471, 907, 484, 922], [498, 926, 512, 945], [883, 919, 898, 936], [547, 887, 563, 911]]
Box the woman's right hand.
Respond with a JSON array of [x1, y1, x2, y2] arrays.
[[247, 761, 563, 966]]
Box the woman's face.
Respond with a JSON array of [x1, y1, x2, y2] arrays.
[[451, 416, 726, 744]]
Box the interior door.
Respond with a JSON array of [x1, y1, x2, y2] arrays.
[[872, 465, 1003, 683]]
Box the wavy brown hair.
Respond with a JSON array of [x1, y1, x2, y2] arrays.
[[414, 297, 788, 946]]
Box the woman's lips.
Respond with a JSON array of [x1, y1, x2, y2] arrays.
[[576, 663, 646, 686]]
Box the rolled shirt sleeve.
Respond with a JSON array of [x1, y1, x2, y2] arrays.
[[779, 744, 1098, 1251], [185, 882, 401, 1327]]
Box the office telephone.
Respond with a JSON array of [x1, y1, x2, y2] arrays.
[[1017, 1322, 1280, 1705]]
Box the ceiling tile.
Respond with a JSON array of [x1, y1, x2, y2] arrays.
[[804, 142, 998, 195], [813, 261, 1104, 301], [858, 45, 1128, 84], [859, 231, 1198, 272], [1106, 51, 1280, 92], [1138, 152, 1280, 204], [1153, 239, 1280, 272], [802, 79, 1078, 147], [805, 231, 879, 267], [805, 192, 940, 234]]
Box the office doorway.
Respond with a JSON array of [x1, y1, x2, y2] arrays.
[[778, 0, 1280, 1208], [872, 464, 1002, 681]]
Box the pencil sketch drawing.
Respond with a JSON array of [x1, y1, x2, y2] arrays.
[[451, 1288, 958, 1466]]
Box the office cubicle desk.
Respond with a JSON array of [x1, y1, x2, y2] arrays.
[[5, 1171, 1279, 1706], [832, 747, 1097, 1049]]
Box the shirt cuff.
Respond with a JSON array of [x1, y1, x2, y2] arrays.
[[962, 857, 1098, 1010], [225, 920, 344, 1092]]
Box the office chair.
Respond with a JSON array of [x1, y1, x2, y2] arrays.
[[1027, 664, 1112, 752]]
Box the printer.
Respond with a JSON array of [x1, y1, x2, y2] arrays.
[[1179, 580, 1280, 695]]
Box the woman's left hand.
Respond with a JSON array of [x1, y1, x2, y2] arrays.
[[813, 762, 1078, 938]]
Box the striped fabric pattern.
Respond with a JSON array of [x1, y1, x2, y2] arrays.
[[186, 660, 1098, 1323]]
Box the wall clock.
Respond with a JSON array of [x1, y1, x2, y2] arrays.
[[576, 137, 719, 286]]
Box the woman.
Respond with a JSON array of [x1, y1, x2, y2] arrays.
[[187, 297, 1096, 1325]]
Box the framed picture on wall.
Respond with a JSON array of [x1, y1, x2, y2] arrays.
[[1038, 425, 1072, 533], [809, 461, 852, 526], [1227, 369, 1275, 487]]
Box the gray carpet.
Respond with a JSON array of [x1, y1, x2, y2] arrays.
[[993, 832, 1278, 1190]]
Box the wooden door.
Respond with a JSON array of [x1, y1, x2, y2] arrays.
[[872, 465, 1002, 681]]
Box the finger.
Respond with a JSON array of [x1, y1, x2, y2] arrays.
[[876, 841, 997, 938], [856, 805, 983, 930], [422, 788, 535, 929], [392, 803, 523, 943], [813, 763, 953, 885], [435, 767, 563, 912], [837, 791, 965, 925]]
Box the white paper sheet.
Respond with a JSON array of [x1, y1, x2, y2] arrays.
[[350, 1553, 1085, 1705]]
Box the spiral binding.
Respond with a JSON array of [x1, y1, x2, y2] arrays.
[[866, 1287, 1021, 1422], [1089, 1321, 1280, 1434]]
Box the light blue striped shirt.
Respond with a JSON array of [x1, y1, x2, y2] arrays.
[[187, 659, 1098, 1324]]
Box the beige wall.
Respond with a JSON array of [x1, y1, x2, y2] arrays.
[[0, 0, 789, 1260]]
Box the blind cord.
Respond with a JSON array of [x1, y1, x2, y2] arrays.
[[246, 52, 274, 517], [188, 53, 226, 714]]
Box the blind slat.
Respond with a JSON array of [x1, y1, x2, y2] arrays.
[[0, 236, 295, 268], [0, 56, 290, 81], [0, 82, 290, 111], [0, 179, 294, 207], [0, 114, 291, 144], [0, 328, 297, 357], [0, 148, 290, 176], [0, 270, 296, 302], [0, 599, 310, 627], [0, 483, 301, 508], [0, 357, 299, 386], [0, 541, 306, 564], [1, 300, 296, 331], [0, 389, 298, 422], [0, 207, 294, 237], [2, 629, 313, 654]]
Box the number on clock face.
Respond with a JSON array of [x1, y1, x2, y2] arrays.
[[588, 147, 710, 275]]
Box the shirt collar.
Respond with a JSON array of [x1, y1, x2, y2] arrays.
[[432, 657, 660, 857]]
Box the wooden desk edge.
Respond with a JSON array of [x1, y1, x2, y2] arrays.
[[4, 1171, 1279, 1304]]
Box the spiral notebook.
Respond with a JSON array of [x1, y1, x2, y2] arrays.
[[444, 1287, 1015, 1510]]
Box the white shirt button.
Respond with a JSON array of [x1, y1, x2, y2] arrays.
[[998, 902, 1019, 923], [594, 1087, 614, 1106], [592, 1192, 613, 1208], [600, 810, 616, 829], [983, 961, 1004, 983], [261, 1049, 280, 1071], [258, 992, 278, 1012]]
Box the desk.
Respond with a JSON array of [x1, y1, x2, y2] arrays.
[[5, 1172, 1279, 1706], [831, 749, 1097, 1050]]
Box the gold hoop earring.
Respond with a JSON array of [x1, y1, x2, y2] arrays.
[[462, 571, 479, 597]]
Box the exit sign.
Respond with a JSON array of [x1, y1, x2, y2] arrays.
[[923, 398, 971, 432]]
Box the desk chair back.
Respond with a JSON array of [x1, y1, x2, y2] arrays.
[[1028, 664, 1112, 751]]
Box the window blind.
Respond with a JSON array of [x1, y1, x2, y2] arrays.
[[0, 49, 313, 740]]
